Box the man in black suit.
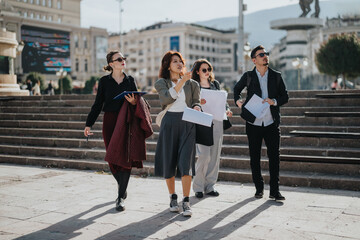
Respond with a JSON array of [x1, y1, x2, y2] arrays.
[[233, 45, 289, 201]]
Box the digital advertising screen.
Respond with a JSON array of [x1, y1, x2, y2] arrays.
[[170, 36, 180, 52], [21, 25, 71, 73]]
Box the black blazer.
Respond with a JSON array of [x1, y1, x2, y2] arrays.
[[233, 67, 289, 125]]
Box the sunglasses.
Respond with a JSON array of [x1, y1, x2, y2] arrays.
[[254, 52, 269, 58], [200, 67, 212, 73], [111, 57, 127, 63]]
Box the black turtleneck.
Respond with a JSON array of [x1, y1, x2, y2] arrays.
[[85, 73, 137, 127]]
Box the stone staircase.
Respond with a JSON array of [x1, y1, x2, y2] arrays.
[[0, 90, 359, 191]]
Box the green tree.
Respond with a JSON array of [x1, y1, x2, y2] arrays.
[[26, 72, 45, 91], [58, 76, 72, 94], [316, 34, 360, 89], [83, 76, 100, 94]]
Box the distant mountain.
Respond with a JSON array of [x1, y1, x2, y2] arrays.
[[196, 0, 359, 48]]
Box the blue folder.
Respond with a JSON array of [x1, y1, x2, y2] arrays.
[[113, 91, 147, 100]]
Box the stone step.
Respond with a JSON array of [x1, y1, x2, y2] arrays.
[[1, 154, 359, 191], [221, 155, 360, 176], [316, 93, 360, 98], [304, 112, 360, 117], [290, 130, 360, 139], [1, 97, 360, 108], [2, 106, 360, 118], [1, 133, 360, 151], [2, 126, 360, 142], [0, 113, 99, 122], [1, 134, 359, 160]]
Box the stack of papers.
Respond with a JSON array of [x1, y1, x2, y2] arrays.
[[244, 94, 270, 118]]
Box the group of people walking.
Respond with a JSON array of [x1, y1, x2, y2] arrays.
[[84, 44, 289, 217]]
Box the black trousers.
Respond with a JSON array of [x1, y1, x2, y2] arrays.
[[246, 122, 280, 194]]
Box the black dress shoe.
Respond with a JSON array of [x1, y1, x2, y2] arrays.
[[195, 192, 203, 198], [269, 192, 286, 201], [206, 190, 220, 197], [255, 190, 264, 198], [115, 198, 125, 211]]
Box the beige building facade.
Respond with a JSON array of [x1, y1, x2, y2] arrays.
[[1, 0, 108, 89], [109, 22, 244, 91]]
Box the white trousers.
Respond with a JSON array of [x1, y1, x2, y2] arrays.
[[193, 120, 223, 193]]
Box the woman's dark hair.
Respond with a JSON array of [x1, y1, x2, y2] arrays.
[[191, 59, 214, 83], [159, 51, 186, 79], [250, 45, 265, 59], [103, 50, 120, 72]]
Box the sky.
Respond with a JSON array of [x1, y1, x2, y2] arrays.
[[81, 0, 305, 33]]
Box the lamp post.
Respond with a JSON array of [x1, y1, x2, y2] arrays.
[[56, 67, 67, 95], [117, 0, 124, 50], [243, 42, 251, 71], [292, 58, 308, 90]]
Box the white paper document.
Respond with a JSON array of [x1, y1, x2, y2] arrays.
[[200, 89, 227, 121], [182, 107, 213, 127], [244, 94, 270, 118]]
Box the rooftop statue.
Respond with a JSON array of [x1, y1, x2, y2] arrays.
[[299, 0, 320, 18]]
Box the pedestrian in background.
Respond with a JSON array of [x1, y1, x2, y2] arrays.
[[191, 59, 232, 199], [26, 79, 33, 96], [84, 50, 152, 212], [32, 80, 41, 96], [233, 45, 289, 201], [154, 51, 201, 217], [47, 80, 55, 95]]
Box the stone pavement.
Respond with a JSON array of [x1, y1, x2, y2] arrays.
[[0, 164, 359, 240]]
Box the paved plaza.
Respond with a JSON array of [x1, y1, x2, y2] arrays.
[[0, 164, 359, 240]]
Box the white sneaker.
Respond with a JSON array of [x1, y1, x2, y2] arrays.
[[182, 199, 192, 217], [169, 194, 179, 212]]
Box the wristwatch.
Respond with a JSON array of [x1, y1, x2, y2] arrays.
[[272, 98, 277, 106]]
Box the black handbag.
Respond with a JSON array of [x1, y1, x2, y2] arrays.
[[223, 118, 232, 130], [196, 123, 214, 146]]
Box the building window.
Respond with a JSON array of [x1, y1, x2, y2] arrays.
[[36, 14, 40, 19], [48, 0, 52, 7], [83, 36, 87, 48], [74, 35, 79, 48], [48, 15, 52, 21], [23, 0, 27, 3], [36, 0, 40, 4], [84, 59, 88, 72], [42, 15, 46, 20], [30, 12, 34, 18], [75, 58, 79, 72], [58, 17, 61, 23], [23, 12, 27, 17], [30, 0, 34, 3], [43, 0, 46, 6]]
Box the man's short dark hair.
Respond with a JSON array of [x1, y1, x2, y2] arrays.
[[251, 45, 265, 59]]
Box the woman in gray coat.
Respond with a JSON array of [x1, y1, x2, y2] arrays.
[[154, 51, 201, 217]]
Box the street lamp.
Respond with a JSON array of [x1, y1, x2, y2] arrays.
[[292, 57, 308, 90], [117, 0, 124, 50], [243, 42, 251, 71], [56, 67, 67, 95]]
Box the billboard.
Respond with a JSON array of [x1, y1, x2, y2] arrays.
[[21, 25, 71, 73]]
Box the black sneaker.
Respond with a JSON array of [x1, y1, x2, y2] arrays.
[[269, 192, 286, 201], [195, 192, 203, 198], [206, 190, 219, 197], [255, 190, 264, 199], [169, 193, 180, 212]]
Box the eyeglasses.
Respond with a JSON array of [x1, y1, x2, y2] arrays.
[[111, 57, 127, 63], [254, 52, 269, 58], [201, 67, 212, 73]]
